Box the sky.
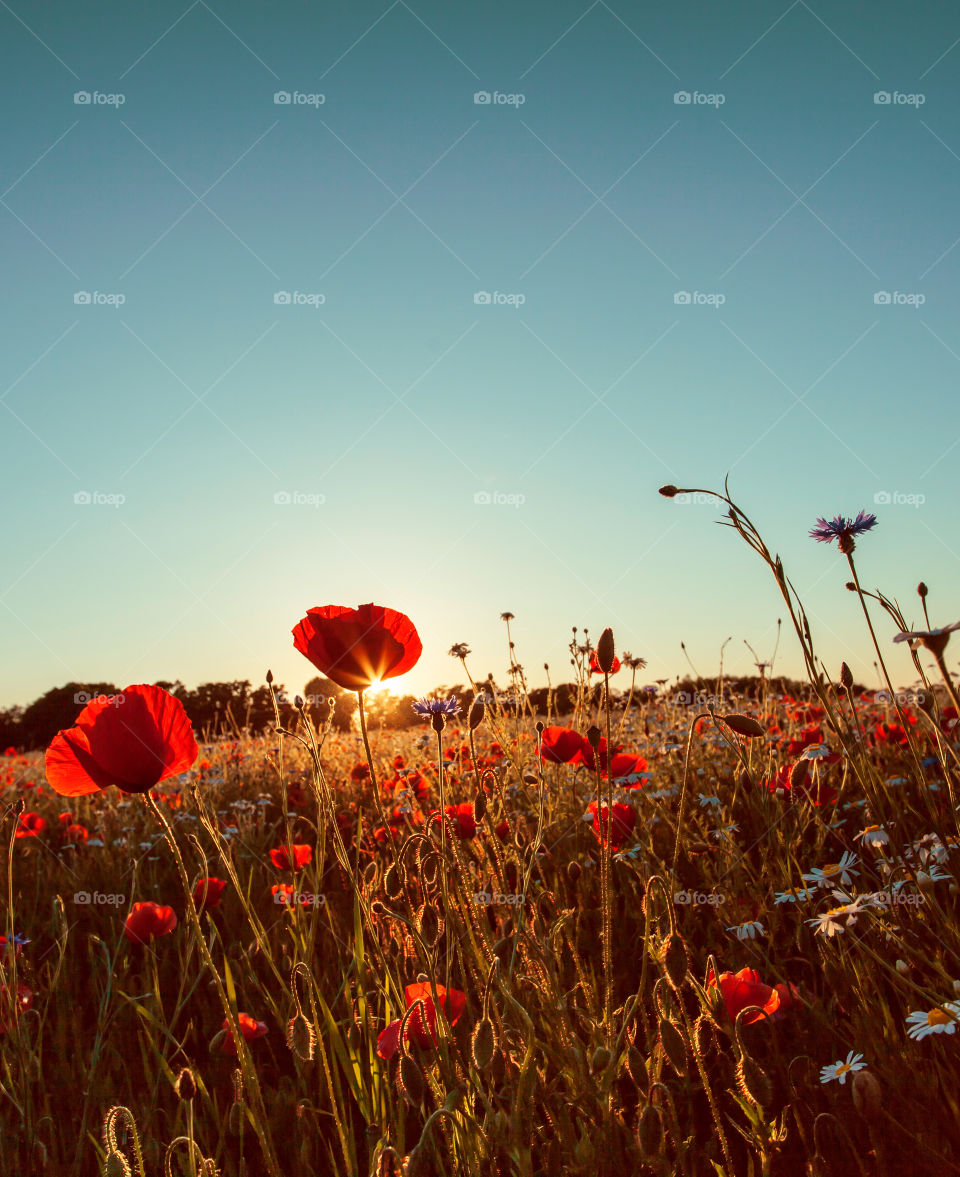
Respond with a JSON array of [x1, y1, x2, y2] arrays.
[[2, 0, 960, 709]]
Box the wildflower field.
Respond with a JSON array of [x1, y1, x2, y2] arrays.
[[3, 486, 960, 1177]]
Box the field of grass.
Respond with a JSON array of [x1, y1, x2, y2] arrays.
[[2, 488, 960, 1177]]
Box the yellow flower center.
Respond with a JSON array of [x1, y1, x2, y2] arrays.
[[822, 863, 840, 875], [927, 1008, 953, 1027], [835, 1062, 852, 1076], [825, 907, 847, 918], [863, 826, 880, 834]]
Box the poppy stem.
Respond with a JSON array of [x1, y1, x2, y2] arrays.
[[356, 690, 399, 870], [143, 795, 282, 1177]]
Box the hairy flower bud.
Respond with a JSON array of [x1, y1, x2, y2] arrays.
[[840, 662, 853, 689], [918, 582, 928, 598], [658, 485, 679, 498], [596, 628, 616, 675], [468, 699, 484, 730], [174, 1067, 196, 1101], [721, 713, 765, 738]]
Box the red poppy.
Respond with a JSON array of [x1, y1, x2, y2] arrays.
[[589, 652, 620, 675], [706, 966, 798, 1025], [607, 752, 648, 781], [220, 1012, 268, 1054], [540, 726, 589, 765], [376, 982, 467, 1060], [292, 603, 422, 692], [269, 844, 312, 870], [14, 812, 45, 838], [0, 982, 33, 1034], [432, 802, 477, 840], [124, 902, 178, 945], [3, 747, 16, 757], [588, 801, 636, 850], [45, 684, 198, 797], [62, 823, 88, 844], [351, 762, 371, 783], [193, 877, 227, 910]]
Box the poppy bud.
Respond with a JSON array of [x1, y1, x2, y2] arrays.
[[468, 700, 484, 730], [917, 870, 936, 893], [596, 628, 616, 675], [736, 1052, 772, 1107], [294, 695, 304, 709], [266, 670, 273, 684], [105, 1154, 133, 1177], [637, 1104, 662, 1153], [845, 582, 857, 592], [840, 662, 853, 689], [790, 760, 810, 791], [370, 900, 388, 917], [585, 725, 602, 749], [659, 934, 689, 991], [625, 1045, 647, 1087], [918, 582, 928, 598], [416, 903, 443, 949], [658, 1018, 687, 1076], [659, 485, 679, 498], [287, 1011, 316, 1061], [471, 1017, 497, 1070], [384, 864, 404, 900], [590, 1046, 611, 1074], [397, 1054, 425, 1106], [567, 861, 581, 883], [363, 862, 378, 886], [852, 1070, 882, 1122], [174, 1067, 196, 1101], [474, 789, 486, 823], [721, 713, 765, 738], [535, 720, 544, 734]]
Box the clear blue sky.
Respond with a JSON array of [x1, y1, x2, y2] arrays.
[[2, 0, 960, 708]]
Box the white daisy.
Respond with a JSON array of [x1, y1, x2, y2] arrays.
[[820, 1051, 866, 1085], [802, 851, 859, 889], [727, 920, 764, 941], [774, 886, 815, 904], [807, 892, 867, 937], [905, 1002, 960, 1040], [855, 825, 890, 849]]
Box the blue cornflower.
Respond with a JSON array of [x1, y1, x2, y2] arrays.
[[412, 696, 461, 719], [809, 511, 877, 552]]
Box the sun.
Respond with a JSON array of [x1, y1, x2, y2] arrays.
[[365, 679, 392, 697]]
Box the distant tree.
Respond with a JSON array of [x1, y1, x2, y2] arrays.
[[18, 682, 120, 749]]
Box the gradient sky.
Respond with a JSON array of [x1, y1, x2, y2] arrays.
[[3, 0, 960, 709]]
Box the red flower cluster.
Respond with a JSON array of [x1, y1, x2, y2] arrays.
[[269, 844, 312, 871], [220, 1012, 268, 1055], [706, 966, 798, 1024], [124, 902, 178, 945], [376, 982, 466, 1060]]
